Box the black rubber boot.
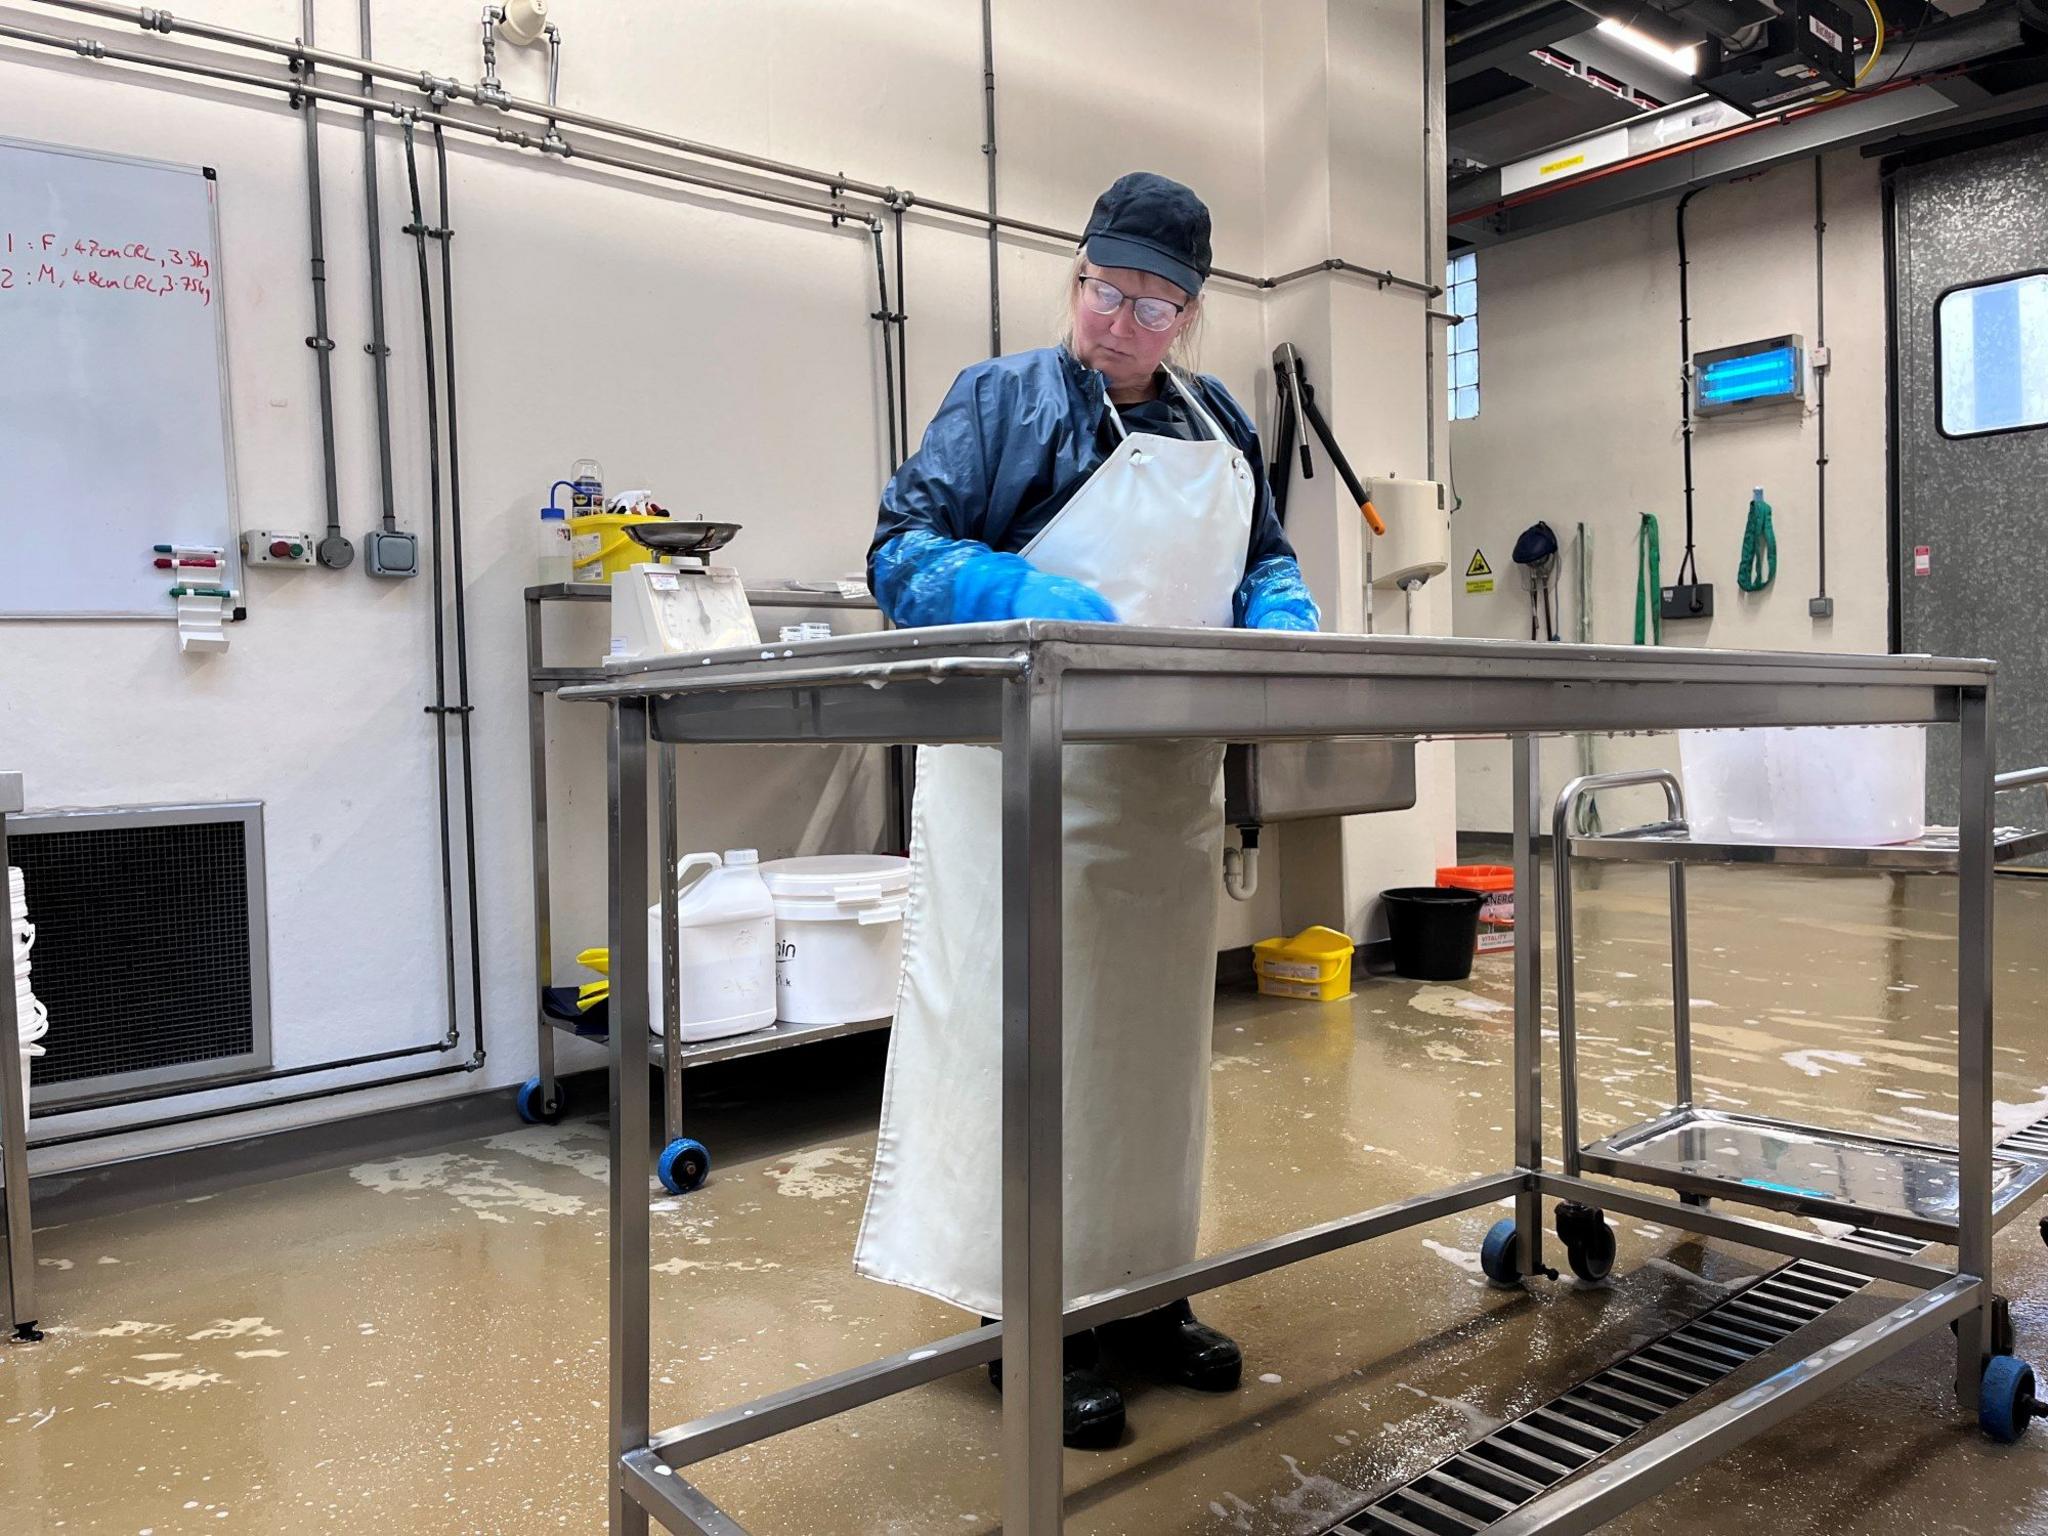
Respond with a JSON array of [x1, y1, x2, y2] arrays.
[[1101, 1299, 1243, 1393], [985, 1322, 1127, 1450]]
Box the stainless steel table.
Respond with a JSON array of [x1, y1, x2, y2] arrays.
[[1, 769, 38, 1342], [568, 625, 2014, 1536]]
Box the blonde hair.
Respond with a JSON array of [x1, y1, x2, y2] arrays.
[[1056, 250, 1205, 375]]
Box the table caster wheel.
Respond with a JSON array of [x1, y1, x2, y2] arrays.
[[515, 1076, 561, 1126], [1555, 1202, 1617, 1283], [658, 1137, 711, 1195], [1480, 1218, 1523, 1287], [1980, 1355, 2039, 1444]]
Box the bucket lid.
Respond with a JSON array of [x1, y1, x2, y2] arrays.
[[760, 854, 910, 896]]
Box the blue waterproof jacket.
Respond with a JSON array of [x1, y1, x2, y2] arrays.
[[867, 346, 1318, 631]]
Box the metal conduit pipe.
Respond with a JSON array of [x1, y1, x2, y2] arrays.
[[358, 0, 397, 537], [0, 19, 870, 228], [431, 117, 490, 1073], [981, 0, 1000, 355], [401, 114, 475, 1068], [296, 0, 350, 570], [15, 0, 1439, 297], [870, 222, 901, 471]]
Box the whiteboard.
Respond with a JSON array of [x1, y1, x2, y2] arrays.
[[0, 136, 241, 618]]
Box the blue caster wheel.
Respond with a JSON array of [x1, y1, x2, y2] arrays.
[[515, 1076, 561, 1126], [658, 1137, 711, 1195], [1480, 1218, 1523, 1287], [1980, 1355, 2039, 1444]]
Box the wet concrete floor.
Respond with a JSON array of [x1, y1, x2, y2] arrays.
[[8, 865, 2048, 1533]]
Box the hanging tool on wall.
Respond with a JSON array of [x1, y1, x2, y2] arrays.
[[1635, 513, 1663, 647], [1268, 343, 1386, 537], [1737, 485, 1778, 593], [1512, 521, 1560, 642]]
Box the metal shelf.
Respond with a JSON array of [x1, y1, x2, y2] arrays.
[[545, 1013, 889, 1069], [1578, 1106, 2048, 1244], [1569, 822, 2048, 872]]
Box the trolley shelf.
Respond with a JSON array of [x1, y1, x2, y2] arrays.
[[543, 1012, 890, 1069], [1567, 821, 2048, 871], [526, 581, 877, 610], [1578, 1106, 2048, 1243]]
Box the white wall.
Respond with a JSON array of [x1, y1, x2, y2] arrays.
[[1448, 151, 1891, 832], [2, 0, 1447, 1169]]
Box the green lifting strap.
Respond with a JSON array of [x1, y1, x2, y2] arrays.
[[1635, 512, 1662, 646], [1738, 489, 1777, 593]]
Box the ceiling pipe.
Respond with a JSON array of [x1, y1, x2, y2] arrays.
[[15, 0, 1440, 297]]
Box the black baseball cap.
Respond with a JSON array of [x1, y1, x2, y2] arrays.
[[1081, 172, 1212, 298]]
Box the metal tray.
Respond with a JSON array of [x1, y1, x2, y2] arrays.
[[1579, 1106, 2048, 1241]]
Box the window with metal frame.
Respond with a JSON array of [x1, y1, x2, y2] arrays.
[[1447, 251, 1479, 422], [1936, 269, 2048, 439]]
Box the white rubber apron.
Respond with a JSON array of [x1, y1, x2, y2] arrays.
[[855, 371, 1255, 1315]]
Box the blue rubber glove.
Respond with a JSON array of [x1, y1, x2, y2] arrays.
[[1237, 555, 1320, 631], [871, 530, 1117, 626]]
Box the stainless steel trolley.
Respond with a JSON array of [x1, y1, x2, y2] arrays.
[[572, 627, 2035, 1536], [1540, 765, 2048, 1304], [1, 769, 37, 1343], [521, 581, 890, 1193]]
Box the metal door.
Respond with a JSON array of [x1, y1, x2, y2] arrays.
[[1891, 130, 2048, 822]]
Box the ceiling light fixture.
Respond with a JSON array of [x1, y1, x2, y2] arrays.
[[1595, 18, 1701, 76]]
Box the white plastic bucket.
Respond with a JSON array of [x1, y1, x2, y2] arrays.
[[759, 855, 910, 1025], [646, 850, 778, 1043], [1678, 725, 1927, 846]]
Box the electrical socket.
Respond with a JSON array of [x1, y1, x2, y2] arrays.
[[242, 529, 316, 567], [366, 530, 420, 578], [1660, 582, 1715, 622], [1810, 595, 1834, 619]]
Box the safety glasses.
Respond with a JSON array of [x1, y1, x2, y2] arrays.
[[1076, 274, 1186, 334]]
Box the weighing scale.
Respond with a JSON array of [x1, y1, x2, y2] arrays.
[[605, 521, 759, 664]]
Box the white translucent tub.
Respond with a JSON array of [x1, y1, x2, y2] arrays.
[[1677, 725, 1928, 847]]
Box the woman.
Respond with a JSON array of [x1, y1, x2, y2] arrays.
[[853, 172, 1319, 1450]]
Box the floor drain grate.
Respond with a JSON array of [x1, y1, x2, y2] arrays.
[[1328, 1124, 2040, 1535]]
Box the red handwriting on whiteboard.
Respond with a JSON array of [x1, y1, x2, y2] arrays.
[[1, 230, 213, 306]]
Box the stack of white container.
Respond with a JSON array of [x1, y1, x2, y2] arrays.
[[9, 867, 46, 1128]]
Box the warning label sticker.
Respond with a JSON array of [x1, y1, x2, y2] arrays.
[[1466, 550, 1492, 578], [1465, 549, 1495, 594]]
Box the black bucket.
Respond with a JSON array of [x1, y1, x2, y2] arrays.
[[1382, 886, 1483, 981]]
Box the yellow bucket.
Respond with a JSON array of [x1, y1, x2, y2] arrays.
[[1252, 924, 1354, 1001], [569, 513, 671, 585]]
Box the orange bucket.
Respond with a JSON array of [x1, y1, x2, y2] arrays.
[[1436, 865, 1514, 955]]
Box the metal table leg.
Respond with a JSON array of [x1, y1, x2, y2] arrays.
[[659, 746, 682, 1146], [1955, 683, 1996, 1403], [0, 802, 36, 1340], [1511, 735, 1546, 1277], [609, 700, 654, 1536], [525, 596, 560, 1116], [1001, 665, 1065, 1535]]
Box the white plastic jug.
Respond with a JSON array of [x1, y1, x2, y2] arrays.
[[647, 850, 778, 1043], [759, 855, 910, 1025]]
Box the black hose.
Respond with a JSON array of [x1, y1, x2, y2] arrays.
[[432, 119, 488, 1065], [404, 119, 461, 1053], [1674, 185, 1703, 594]]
